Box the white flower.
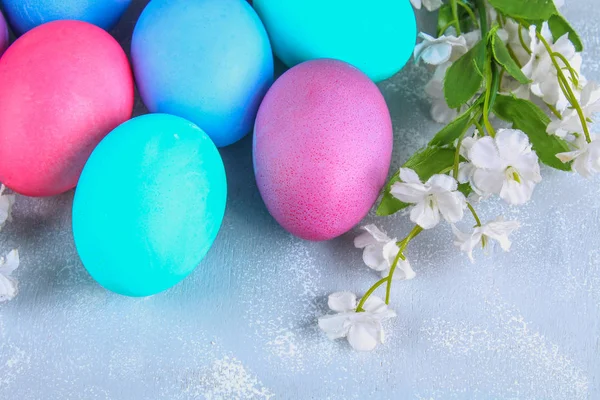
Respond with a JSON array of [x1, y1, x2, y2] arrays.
[[452, 217, 520, 262], [468, 129, 542, 205], [0, 249, 20, 302], [500, 19, 532, 67], [414, 33, 468, 66], [548, 82, 600, 137], [522, 23, 582, 111], [557, 134, 600, 178], [391, 168, 466, 229], [0, 184, 15, 231], [425, 62, 458, 124], [410, 0, 443, 11], [354, 225, 416, 280], [318, 292, 396, 351]]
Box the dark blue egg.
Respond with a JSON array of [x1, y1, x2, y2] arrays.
[[1, 0, 131, 35], [131, 0, 273, 148]]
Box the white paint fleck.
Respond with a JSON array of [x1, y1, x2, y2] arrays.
[[179, 357, 273, 400]]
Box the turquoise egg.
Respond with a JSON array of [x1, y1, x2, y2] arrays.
[[253, 0, 417, 82], [72, 114, 227, 297]]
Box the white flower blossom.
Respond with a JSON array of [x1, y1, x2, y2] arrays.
[[468, 129, 542, 205], [391, 168, 466, 229], [452, 217, 520, 261], [414, 33, 468, 66], [557, 134, 600, 178], [500, 19, 532, 66], [0, 184, 15, 231], [522, 23, 583, 111], [409, 0, 443, 11], [0, 249, 20, 302], [318, 292, 396, 351], [354, 225, 416, 280], [548, 82, 600, 137]]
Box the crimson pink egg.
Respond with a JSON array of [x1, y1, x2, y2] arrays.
[[0, 20, 134, 197], [253, 59, 393, 241]]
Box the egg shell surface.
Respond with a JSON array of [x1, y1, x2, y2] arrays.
[[0, 20, 134, 197], [1, 0, 132, 35], [72, 114, 228, 297], [131, 0, 273, 148], [253, 0, 416, 82], [253, 59, 393, 241], [0, 10, 8, 55]]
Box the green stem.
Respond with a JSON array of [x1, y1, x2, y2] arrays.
[[457, 1, 478, 27], [355, 278, 388, 312], [385, 225, 423, 304], [518, 24, 532, 55], [439, 20, 459, 36], [546, 103, 562, 119], [450, 0, 462, 35], [483, 58, 497, 137], [537, 32, 591, 143], [467, 202, 482, 227]]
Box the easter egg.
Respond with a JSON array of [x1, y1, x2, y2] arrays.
[[253, 0, 417, 82], [253, 59, 393, 241], [1, 0, 132, 35], [0, 21, 134, 197], [0, 10, 8, 56], [72, 114, 228, 297], [131, 0, 273, 148]]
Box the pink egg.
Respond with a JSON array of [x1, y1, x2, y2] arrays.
[[253, 59, 393, 241], [0, 20, 134, 197]]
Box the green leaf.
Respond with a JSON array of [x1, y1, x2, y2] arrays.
[[493, 95, 571, 171], [377, 147, 457, 216], [547, 14, 583, 52], [437, 4, 454, 34], [491, 33, 531, 84], [444, 40, 485, 109], [487, 0, 558, 21], [458, 182, 473, 198], [429, 97, 483, 146]]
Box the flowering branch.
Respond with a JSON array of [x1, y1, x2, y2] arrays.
[[319, 0, 600, 351]]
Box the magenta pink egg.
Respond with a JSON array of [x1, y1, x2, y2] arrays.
[[0, 20, 134, 197], [253, 59, 393, 241]]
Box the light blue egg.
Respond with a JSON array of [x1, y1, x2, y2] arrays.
[[1, 0, 131, 35], [72, 114, 227, 297], [253, 0, 417, 82], [131, 0, 273, 148]]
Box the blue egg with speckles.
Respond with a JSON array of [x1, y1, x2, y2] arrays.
[[131, 0, 273, 148], [253, 0, 416, 82], [1, 0, 132, 35], [72, 114, 227, 297]]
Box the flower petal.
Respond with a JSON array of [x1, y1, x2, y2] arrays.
[[482, 218, 520, 252], [426, 174, 458, 192], [347, 321, 380, 351], [388, 258, 416, 281], [0, 274, 18, 303], [0, 249, 19, 275], [472, 168, 504, 195], [410, 199, 440, 229], [318, 313, 351, 340], [399, 168, 422, 184], [436, 191, 466, 223], [354, 225, 390, 248], [328, 291, 357, 313], [421, 43, 453, 66], [500, 179, 536, 205], [452, 225, 482, 262], [390, 182, 428, 204], [469, 137, 505, 170], [495, 129, 531, 163], [360, 295, 388, 314], [362, 244, 389, 272]]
